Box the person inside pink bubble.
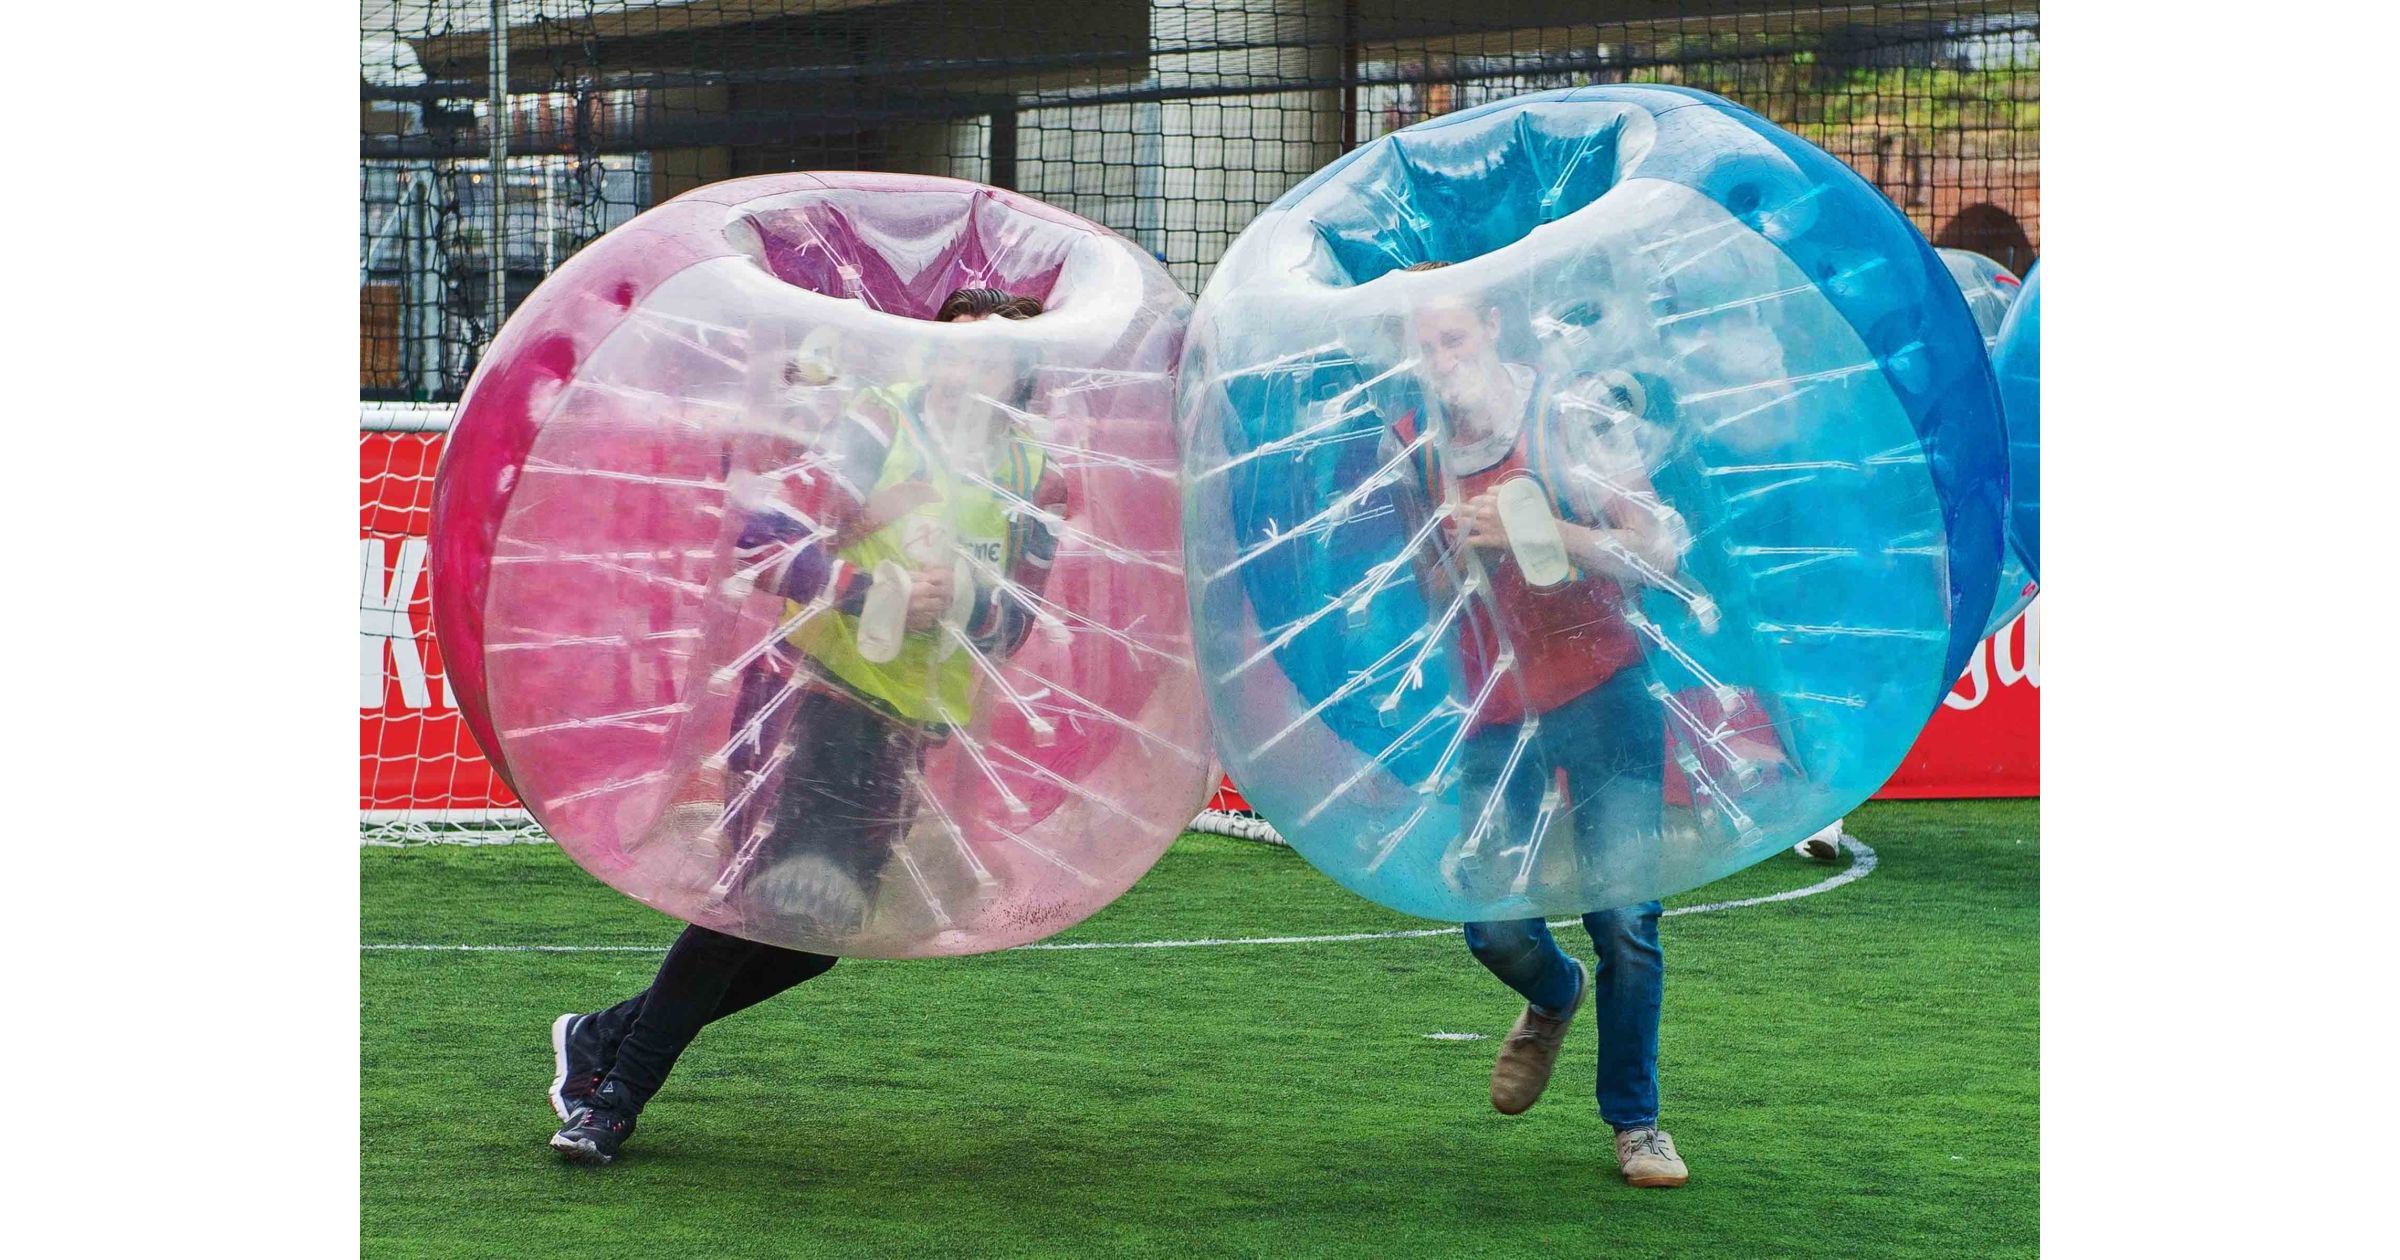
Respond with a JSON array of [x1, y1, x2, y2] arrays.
[[547, 286, 1069, 1166]]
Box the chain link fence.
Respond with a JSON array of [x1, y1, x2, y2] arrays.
[[361, 0, 2036, 400]]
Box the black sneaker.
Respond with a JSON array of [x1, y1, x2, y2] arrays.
[[548, 1013, 609, 1122], [550, 1083, 639, 1166]]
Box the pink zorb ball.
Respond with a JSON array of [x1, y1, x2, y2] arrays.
[[429, 174, 1209, 957]]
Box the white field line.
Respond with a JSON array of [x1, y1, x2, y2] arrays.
[[361, 839, 1877, 955]]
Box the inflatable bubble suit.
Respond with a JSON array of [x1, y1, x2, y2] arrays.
[[430, 173, 1210, 957], [1178, 86, 2007, 922], [1991, 263, 2041, 584], [1936, 248, 2036, 634]]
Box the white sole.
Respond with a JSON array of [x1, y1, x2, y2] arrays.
[[548, 1013, 575, 1121], [549, 1131, 613, 1166]]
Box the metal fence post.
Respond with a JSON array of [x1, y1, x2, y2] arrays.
[[487, 1, 510, 341]]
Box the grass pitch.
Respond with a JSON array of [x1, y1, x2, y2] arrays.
[[361, 798, 2037, 1258]]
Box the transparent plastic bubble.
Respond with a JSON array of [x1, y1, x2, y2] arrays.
[[430, 174, 1210, 957], [1177, 87, 2007, 922], [1937, 248, 2036, 633], [1991, 263, 2041, 584]]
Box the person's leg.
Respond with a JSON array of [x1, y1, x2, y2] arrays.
[[1580, 900, 1665, 1131], [602, 926, 841, 1095], [579, 689, 873, 1093], [1456, 714, 1577, 1011], [1562, 668, 1667, 1130], [577, 939, 838, 1064], [745, 692, 922, 933], [1588, 905, 1686, 1190], [556, 657, 805, 1097], [1574, 788, 1686, 1184], [814, 702, 924, 892], [552, 923, 770, 1165], [1560, 667, 1685, 1184], [594, 924, 766, 1113], [1462, 918, 1580, 1014], [550, 939, 833, 1119], [1447, 696, 1561, 898], [711, 945, 838, 1021], [1456, 708, 1592, 1113], [574, 992, 645, 1056], [550, 988, 645, 1119], [721, 659, 808, 862], [1554, 668, 1669, 898], [1470, 914, 1590, 1115]]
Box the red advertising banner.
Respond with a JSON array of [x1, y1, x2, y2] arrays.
[[360, 428, 521, 818], [1208, 604, 2040, 815], [365, 423, 2033, 822], [1880, 600, 2040, 798]]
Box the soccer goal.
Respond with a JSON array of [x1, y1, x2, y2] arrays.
[[360, 403, 540, 844]]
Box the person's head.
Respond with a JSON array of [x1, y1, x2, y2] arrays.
[[929, 286, 1043, 419], [1401, 261, 1508, 417], [935, 286, 1044, 324]]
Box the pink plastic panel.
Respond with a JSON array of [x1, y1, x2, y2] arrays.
[[430, 174, 1208, 957]]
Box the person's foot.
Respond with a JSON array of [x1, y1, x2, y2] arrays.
[[1614, 1127, 1689, 1188], [1793, 820, 1845, 862], [751, 852, 872, 936], [550, 1081, 639, 1167], [1489, 959, 1587, 1115], [548, 1012, 609, 1122]]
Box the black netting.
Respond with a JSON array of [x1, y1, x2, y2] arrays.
[[361, 1, 2037, 402]]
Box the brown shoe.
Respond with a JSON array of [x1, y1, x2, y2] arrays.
[[1615, 1127, 1689, 1188], [1489, 960, 1587, 1115]]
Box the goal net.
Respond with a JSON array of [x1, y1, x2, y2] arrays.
[[360, 404, 539, 844]]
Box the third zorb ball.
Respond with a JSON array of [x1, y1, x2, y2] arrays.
[[1992, 263, 2041, 585], [1177, 86, 2008, 921], [1936, 247, 2036, 635]]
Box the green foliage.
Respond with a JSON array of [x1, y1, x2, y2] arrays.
[[1625, 61, 2040, 136], [362, 799, 2037, 1259]]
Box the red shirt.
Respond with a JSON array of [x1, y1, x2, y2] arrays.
[[1391, 400, 1645, 731]]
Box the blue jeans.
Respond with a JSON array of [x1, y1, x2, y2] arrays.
[[1460, 669, 1666, 1130], [1464, 905, 1664, 1130]]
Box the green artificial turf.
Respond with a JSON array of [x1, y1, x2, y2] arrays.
[[361, 798, 2037, 1258]]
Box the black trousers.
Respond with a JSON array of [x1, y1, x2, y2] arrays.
[[724, 672, 931, 911], [589, 924, 837, 1109], [594, 677, 925, 1111]]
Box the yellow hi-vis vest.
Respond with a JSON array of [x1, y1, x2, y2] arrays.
[[786, 385, 1044, 727]]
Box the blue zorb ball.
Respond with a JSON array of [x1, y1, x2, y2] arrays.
[[1937, 247, 2037, 634], [1991, 263, 2041, 584], [1176, 86, 2008, 921], [1937, 247, 2024, 354]]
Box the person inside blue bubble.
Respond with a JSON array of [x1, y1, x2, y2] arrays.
[[1379, 260, 1691, 1188]]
